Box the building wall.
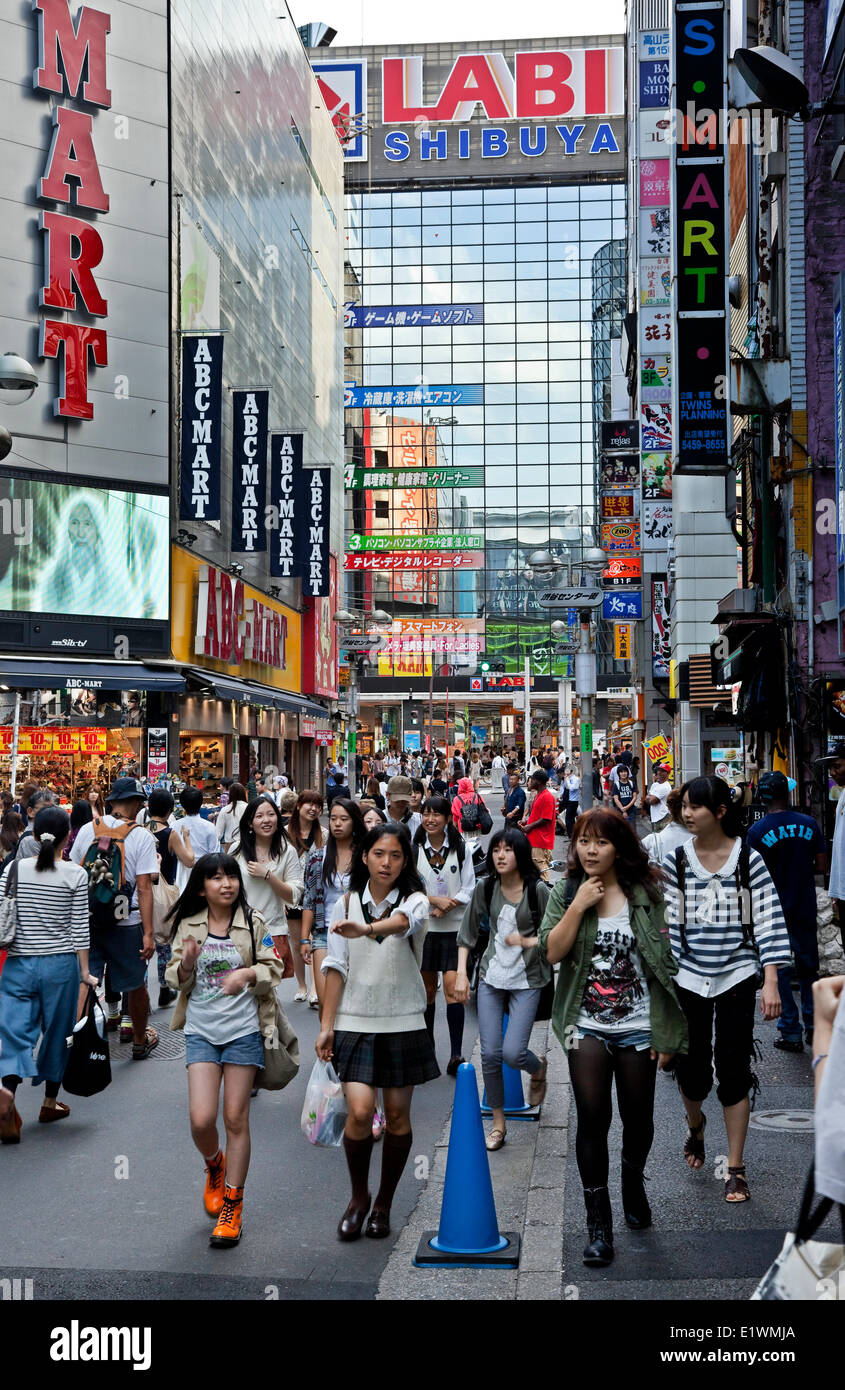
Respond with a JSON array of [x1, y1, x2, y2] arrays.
[[169, 0, 345, 599]]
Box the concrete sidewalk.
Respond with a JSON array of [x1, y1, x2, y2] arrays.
[[377, 1017, 572, 1301]]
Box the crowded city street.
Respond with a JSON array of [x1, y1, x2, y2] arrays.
[[0, 0, 844, 1357]]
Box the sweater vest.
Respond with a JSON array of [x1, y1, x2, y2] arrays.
[[335, 892, 428, 1035], [415, 844, 465, 934]]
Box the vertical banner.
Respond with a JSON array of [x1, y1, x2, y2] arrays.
[[231, 390, 269, 552], [301, 468, 331, 598], [147, 727, 168, 779], [179, 334, 223, 520], [672, 1, 729, 473], [268, 433, 303, 579]]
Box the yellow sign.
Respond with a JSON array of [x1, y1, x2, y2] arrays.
[[171, 547, 302, 693], [614, 623, 632, 660], [644, 734, 674, 778]]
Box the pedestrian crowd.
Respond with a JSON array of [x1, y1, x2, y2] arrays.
[[0, 743, 842, 1276]]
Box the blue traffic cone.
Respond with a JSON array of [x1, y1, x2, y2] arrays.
[[481, 1012, 539, 1120], [415, 1062, 519, 1268]]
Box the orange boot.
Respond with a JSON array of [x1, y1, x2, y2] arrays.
[[203, 1149, 226, 1217], [0, 1103, 22, 1145], [210, 1185, 244, 1247]]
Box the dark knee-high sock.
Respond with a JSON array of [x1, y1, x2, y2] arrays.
[[1, 1075, 21, 1095], [374, 1129, 414, 1212], [446, 1002, 464, 1058], [424, 1002, 436, 1043], [342, 1133, 374, 1206]]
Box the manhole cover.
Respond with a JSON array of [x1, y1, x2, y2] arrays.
[[748, 1109, 814, 1132], [108, 1031, 185, 1060]]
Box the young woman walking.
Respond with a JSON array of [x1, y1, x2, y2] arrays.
[[301, 798, 365, 1014], [0, 807, 98, 1143], [611, 765, 639, 825], [216, 783, 247, 852], [285, 791, 324, 1002], [164, 853, 282, 1247], [539, 808, 687, 1266], [315, 823, 437, 1241], [229, 799, 303, 979], [455, 827, 552, 1151], [661, 776, 790, 1204], [361, 805, 387, 832], [413, 796, 476, 1074]]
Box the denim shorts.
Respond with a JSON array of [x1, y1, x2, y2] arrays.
[[88, 924, 147, 994], [184, 1030, 265, 1068], [575, 1026, 653, 1052], [311, 929, 328, 951]]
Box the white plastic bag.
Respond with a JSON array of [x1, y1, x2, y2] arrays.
[[300, 1059, 347, 1147]]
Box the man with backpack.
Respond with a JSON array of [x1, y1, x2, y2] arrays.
[[70, 777, 160, 1060]]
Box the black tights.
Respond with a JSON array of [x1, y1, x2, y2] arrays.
[[568, 1036, 657, 1188], [2, 1075, 60, 1099]]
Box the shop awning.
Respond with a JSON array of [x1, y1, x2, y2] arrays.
[[0, 659, 186, 692], [184, 668, 329, 720]]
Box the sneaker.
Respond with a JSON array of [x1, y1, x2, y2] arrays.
[[372, 1108, 386, 1141], [118, 1016, 133, 1043], [308, 994, 319, 1009], [210, 1186, 244, 1247], [106, 1006, 121, 1032], [203, 1150, 226, 1218], [293, 989, 308, 1002], [157, 987, 177, 1008], [773, 1036, 804, 1053]]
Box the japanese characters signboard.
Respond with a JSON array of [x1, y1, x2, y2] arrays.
[[345, 382, 483, 408], [604, 591, 643, 621], [345, 465, 484, 489], [601, 520, 641, 553], [642, 500, 673, 550], [344, 303, 483, 327]]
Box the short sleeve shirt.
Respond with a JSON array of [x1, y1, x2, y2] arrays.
[[70, 815, 159, 926], [746, 810, 823, 927]]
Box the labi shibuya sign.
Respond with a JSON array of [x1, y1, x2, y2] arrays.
[[671, 1, 730, 473], [313, 47, 624, 175]]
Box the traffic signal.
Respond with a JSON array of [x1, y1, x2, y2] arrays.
[[407, 705, 422, 728]]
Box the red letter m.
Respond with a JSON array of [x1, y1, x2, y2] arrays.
[[33, 0, 111, 108]]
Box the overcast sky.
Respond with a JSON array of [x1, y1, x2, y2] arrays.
[[289, 0, 626, 47]]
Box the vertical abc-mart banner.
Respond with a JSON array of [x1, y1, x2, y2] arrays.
[[179, 335, 224, 520], [269, 433, 303, 580], [231, 390, 269, 553], [300, 468, 331, 599], [671, 1, 730, 474]]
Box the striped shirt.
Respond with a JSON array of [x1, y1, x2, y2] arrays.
[[662, 838, 791, 997], [0, 857, 89, 956]]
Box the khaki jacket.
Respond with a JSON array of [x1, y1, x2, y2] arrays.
[[165, 906, 283, 1039]]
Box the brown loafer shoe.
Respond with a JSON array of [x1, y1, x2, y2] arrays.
[[364, 1208, 391, 1239], [39, 1101, 71, 1124], [337, 1195, 371, 1241], [0, 1104, 22, 1144]]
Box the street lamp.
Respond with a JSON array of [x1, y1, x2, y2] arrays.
[[0, 352, 38, 464]]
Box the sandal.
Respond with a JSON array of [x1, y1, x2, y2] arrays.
[[485, 1127, 507, 1152], [683, 1112, 706, 1169], [131, 1027, 159, 1060], [528, 1058, 548, 1108], [725, 1165, 750, 1203]]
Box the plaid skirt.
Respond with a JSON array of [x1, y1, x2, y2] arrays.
[[421, 930, 459, 975], [332, 1028, 440, 1088]]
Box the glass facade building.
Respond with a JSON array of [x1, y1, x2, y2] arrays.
[[345, 183, 627, 680]]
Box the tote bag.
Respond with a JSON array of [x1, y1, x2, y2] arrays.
[[62, 986, 112, 1097], [752, 1162, 845, 1300]]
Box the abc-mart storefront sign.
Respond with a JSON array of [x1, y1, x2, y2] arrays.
[[313, 47, 624, 171]]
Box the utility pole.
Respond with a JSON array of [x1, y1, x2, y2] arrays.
[[524, 653, 532, 780], [576, 610, 597, 811]]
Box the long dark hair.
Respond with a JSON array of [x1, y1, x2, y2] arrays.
[[287, 790, 325, 856], [234, 797, 290, 862], [323, 797, 366, 885], [680, 775, 743, 839], [0, 810, 24, 854], [165, 852, 250, 935], [348, 823, 425, 899], [566, 807, 664, 902], [33, 806, 71, 871], [413, 796, 463, 856], [484, 826, 538, 885], [228, 782, 247, 807]]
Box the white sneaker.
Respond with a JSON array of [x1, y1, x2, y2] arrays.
[[293, 989, 307, 1002], [308, 994, 319, 1009]]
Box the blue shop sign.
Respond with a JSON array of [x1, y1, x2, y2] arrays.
[[602, 590, 643, 620]]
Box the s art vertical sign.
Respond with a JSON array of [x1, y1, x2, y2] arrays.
[[231, 390, 268, 552], [269, 433, 303, 579], [179, 335, 224, 520], [671, 1, 729, 473]]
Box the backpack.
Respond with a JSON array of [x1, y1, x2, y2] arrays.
[[483, 872, 542, 928], [460, 797, 481, 832], [673, 843, 756, 952], [81, 819, 140, 930]]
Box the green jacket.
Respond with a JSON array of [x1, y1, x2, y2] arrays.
[[537, 876, 688, 1056]]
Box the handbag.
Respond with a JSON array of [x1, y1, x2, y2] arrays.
[[249, 918, 300, 1091], [0, 860, 19, 948], [751, 1162, 845, 1300], [62, 986, 112, 1097]]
